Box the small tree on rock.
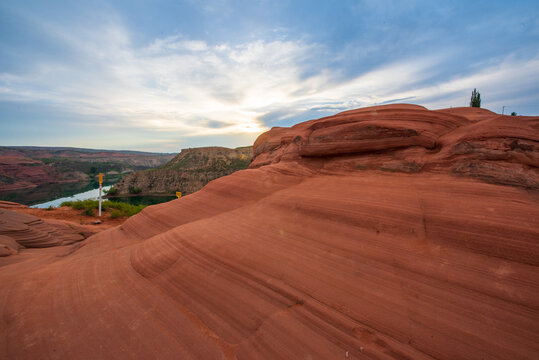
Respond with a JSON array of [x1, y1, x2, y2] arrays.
[[470, 88, 481, 107], [511, 112, 517, 116]]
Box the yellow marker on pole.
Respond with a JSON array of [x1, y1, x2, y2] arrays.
[[176, 192, 182, 198], [98, 173, 103, 217]]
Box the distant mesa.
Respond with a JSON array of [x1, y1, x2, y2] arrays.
[[1, 104, 538, 360], [0, 147, 174, 192], [110, 146, 253, 197]]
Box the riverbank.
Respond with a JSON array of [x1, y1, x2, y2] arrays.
[[105, 192, 177, 206], [31, 185, 112, 208], [105, 191, 175, 198]]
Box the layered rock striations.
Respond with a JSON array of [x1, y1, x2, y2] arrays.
[[251, 104, 538, 188], [0, 105, 538, 359], [111, 146, 252, 196], [0, 147, 175, 192], [0, 155, 68, 191], [0, 206, 85, 256]]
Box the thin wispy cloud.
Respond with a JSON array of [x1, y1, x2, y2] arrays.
[[1, 20, 323, 135]]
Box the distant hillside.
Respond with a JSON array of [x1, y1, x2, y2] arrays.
[[0, 146, 175, 192], [4, 146, 172, 155], [110, 146, 252, 196]]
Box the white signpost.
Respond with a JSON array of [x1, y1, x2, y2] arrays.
[[98, 173, 103, 217]]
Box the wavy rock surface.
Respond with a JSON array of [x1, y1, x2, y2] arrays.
[[1, 105, 538, 359], [0, 208, 85, 255]]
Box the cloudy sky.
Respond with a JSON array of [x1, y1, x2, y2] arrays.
[[1, 0, 538, 152]]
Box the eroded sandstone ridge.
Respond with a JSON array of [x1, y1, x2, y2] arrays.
[[0, 105, 538, 359], [0, 201, 85, 256], [251, 104, 538, 189]]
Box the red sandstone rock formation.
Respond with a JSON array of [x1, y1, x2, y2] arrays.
[[0, 105, 538, 359], [0, 207, 85, 256]]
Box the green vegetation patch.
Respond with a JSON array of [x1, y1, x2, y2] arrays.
[[104, 186, 118, 195], [61, 199, 146, 217]]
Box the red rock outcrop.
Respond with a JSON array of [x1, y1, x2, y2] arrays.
[[251, 104, 538, 189], [0, 207, 85, 254], [0, 105, 538, 359]]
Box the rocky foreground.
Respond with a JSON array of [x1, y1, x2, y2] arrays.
[[0, 201, 126, 258], [0, 104, 538, 359]]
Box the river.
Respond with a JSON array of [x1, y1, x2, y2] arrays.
[[31, 185, 113, 208], [0, 181, 176, 208], [30, 187, 177, 208]]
